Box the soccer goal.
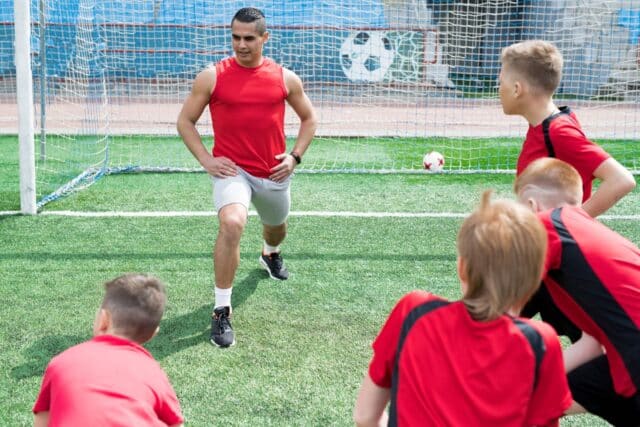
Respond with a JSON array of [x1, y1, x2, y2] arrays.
[[5, 0, 640, 212]]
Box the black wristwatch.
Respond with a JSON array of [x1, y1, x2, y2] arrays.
[[290, 152, 302, 165]]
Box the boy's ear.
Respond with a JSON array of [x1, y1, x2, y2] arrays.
[[457, 257, 468, 294], [513, 80, 523, 98], [94, 308, 111, 335], [526, 196, 540, 212], [517, 187, 540, 212]]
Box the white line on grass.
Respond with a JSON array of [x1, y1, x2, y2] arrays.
[[29, 210, 469, 218], [1, 210, 640, 220]]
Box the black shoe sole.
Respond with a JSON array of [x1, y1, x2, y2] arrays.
[[259, 256, 289, 280]]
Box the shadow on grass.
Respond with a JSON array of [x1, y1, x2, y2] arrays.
[[10, 270, 263, 378], [0, 252, 456, 263], [148, 268, 263, 359], [289, 252, 457, 262], [0, 214, 22, 225], [11, 334, 86, 380]]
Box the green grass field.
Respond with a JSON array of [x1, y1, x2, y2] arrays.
[[1, 135, 638, 425], [3, 134, 638, 210]]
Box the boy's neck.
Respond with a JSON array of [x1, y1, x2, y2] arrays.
[[95, 330, 144, 344], [522, 99, 559, 127]]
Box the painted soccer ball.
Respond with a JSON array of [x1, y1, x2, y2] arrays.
[[423, 151, 445, 172], [340, 31, 395, 82]]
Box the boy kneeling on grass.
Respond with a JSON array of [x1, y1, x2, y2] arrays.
[[354, 191, 571, 426], [515, 157, 640, 426], [33, 273, 184, 427]]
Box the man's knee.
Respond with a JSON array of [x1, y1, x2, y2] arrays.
[[218, 206, 247, 239]]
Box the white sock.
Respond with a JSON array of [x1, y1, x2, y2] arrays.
[[263, 241, 280, 255], [214, 286, 232, 310]]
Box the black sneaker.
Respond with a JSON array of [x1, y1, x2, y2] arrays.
[[259, 252, 289, 280], [210, 306, 235, 348]]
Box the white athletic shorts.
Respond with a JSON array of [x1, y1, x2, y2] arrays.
[[212, 167, 291, 226]]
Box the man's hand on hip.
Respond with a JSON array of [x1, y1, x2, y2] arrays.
[[202, 155, 238, 178], [269, 153, 296, 182]]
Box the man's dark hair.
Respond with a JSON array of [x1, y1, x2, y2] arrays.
[[232, 7, 267, 35]]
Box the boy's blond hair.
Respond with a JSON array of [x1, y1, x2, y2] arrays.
[[101, 273, 167, 343], [458, 191, 547, 321], [514, 157, 583, 208], [501, 40, 563, 95]]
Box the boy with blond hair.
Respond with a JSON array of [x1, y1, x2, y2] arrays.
[[33, 274, 184, 427], [499, 39, 636, 342], [499, 40, 635, 217], [353, 191, 571, 427], [515, 158, 640, 426]]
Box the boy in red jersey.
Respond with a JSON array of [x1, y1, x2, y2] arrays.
[[33, 274, 183, 427], [499, 40, 635, 217], [353, 191, 571, 427], [177, 7, 317, 347], [499, 40, 636, 343], [515, 158, 640, 426]]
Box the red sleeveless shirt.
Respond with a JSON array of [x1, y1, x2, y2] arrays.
[[209, 57, 288, 178]]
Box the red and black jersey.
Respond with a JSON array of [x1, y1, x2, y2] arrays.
[[517, 106, 609, 202], [368, 291, 571, 426], [540, 206, 640, 397]]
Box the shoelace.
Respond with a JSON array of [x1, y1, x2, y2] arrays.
[[216, 311, 231, 332], [270, 253, 283, 271]]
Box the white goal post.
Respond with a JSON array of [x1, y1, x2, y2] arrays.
[[14, 0, 36, 214]]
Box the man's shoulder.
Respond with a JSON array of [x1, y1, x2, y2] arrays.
[[204, 57, 236, 83], [192, 66, 217, 94], [215, 57, 235, 71]]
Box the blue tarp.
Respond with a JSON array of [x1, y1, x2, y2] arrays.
[[0, 0, 388, 26], [0, 0, 388, 78], [618, 8, 640, 45], [0, 1, 634, 97]]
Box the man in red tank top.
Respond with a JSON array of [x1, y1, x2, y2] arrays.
[[177, 7, 317, 348]]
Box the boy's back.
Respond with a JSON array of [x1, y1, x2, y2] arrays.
[[515, 157, 640, 424], [518, 107, 609, 202], [33, 274, 184, 427], [34, 334, 182, 426], [368, 290, 571, 426], [354, 192, 571, 426], [539, 205, 640, 397]]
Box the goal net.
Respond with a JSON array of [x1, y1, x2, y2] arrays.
[[3, 0, 640, 207]]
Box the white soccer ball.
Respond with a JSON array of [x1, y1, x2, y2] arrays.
[[340, 31, 395, 82], [423, 151, 445, 172]]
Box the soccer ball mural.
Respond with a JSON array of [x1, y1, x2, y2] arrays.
[[340, 31, 395, 82]]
